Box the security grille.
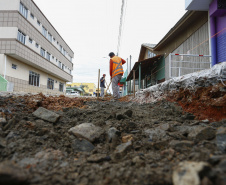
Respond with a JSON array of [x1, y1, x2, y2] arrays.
[[169, 53, 211, 78]]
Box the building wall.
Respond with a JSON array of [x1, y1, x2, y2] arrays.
[[68, 83, 96, 95], [165, 21, 210, 79], [0, 54, 65, 94], [0, 0, 74, 94]]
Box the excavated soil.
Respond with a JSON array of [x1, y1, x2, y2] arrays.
[[0, 88, 226, 185]]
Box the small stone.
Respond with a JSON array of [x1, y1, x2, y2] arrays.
[[113, 141, 132, 159], [169, 140, 194, 151], [107, 127, 120, 143], [116, 113, 125, 120], [69, 123, 104, 142], [87, 154, 111, 163], [216, 127, 226, 153], [202, 119, 209, 123], [71, 138, 95, 152], [122, 134, 133, 143], [188, 126, 216, 142], [32, 107, 60, 123], [123, 109, 133, 117], [173, 161, 210, 185]]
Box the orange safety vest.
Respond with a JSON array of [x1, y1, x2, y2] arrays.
[[111, 56, 124, 78]]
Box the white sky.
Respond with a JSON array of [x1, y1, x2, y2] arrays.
[[34, 0, 186, 87]]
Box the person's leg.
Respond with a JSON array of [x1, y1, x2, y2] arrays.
[[100, 87, 104, 97], [112, 76, 118, 99], [116, 75, 122, 99]]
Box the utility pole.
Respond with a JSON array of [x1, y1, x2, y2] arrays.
[[133, 70, 135, 98], [126, 58, 128, 95], [130, 55, 132, 95], [97, 69, 100, 99]]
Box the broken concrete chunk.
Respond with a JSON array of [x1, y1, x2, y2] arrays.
[[188, 126, 216, 142], [173, 161, 210, 185], [145, 128, 169, 142], [71, 138, 95, 152], [69, 123, 104, 142], [32, 107, 60, 123], [216, 127, 226, 153], [113, 141, 132, 159]]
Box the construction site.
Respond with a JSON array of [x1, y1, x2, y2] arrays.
[[0, 62, 226, 185]]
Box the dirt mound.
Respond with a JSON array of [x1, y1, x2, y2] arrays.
[[168, 83, 226, 122]]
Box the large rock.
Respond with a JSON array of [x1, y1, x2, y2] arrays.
[[71, 138, 95, 152], [216, 127, 226, 153], [0, 161, 29, 185], [173, 161, 210, 185], [32, 107, 60, 123], [188, 126, 216, 142], [69, 123, 104, 142]]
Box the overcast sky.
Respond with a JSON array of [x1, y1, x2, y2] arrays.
[[34, 0, 186, 87]]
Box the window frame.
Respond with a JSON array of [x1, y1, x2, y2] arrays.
[[17, 30, 26, 44], [59, 82, 64, 92], [19, 2, 28, 19], [29, 71, 40, 87], [46, 52, 51, 61], [42, 26, 47, 37], [47, 78, 54, 90], [40, 47, 45, 58]]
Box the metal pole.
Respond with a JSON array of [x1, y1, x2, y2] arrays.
[[4, 55, 7, 79], [169, 53, 171, 79], [133, 70, 135, 98], [126, 58, 128, 95], [139, 63, 141, 89], [130, 55, 132, 94], [97, 69, 100, 99]]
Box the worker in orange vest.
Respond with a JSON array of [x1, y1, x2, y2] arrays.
[[109, 52, 126, 100]]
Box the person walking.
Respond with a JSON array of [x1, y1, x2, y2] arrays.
[[100, 74, 106, 97], [109, 52, 126, 100]]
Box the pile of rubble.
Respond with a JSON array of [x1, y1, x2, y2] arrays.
[[0, 62, 226, 185], [0, 92, 226, 185]]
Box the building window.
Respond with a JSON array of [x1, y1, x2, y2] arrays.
[[29, 71, 40, 86], [19, 3, 28, 19], [17, 30, 26, 44], [62, 64, 64, 70], [63, 49, 66, 56], [48, 33, 52, 42], [52, 56, 54, 59], [42, 26, 47, 37], [46, 52, 51, 61], [69, 69, 71, 74], [47, 78, 54, 90], [37, 20, 40, 25], [58, 61, 61, 68], [30, 13, 34, 19], [35, 43, 39, 48], [53, 38, 55, 41], [29, 38, 32, 43], [12, 64, 17, 69], [40, 48, 45, 57], [60, 45, 62, 52], [59, 82, 64, 92]]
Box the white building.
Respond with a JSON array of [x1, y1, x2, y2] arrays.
[[0, 0, 74, 94]]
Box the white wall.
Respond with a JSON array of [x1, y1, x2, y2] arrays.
[[0, 27, 18, 39], [0, 54, 5, 75], [0, 0, 20, 10]]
